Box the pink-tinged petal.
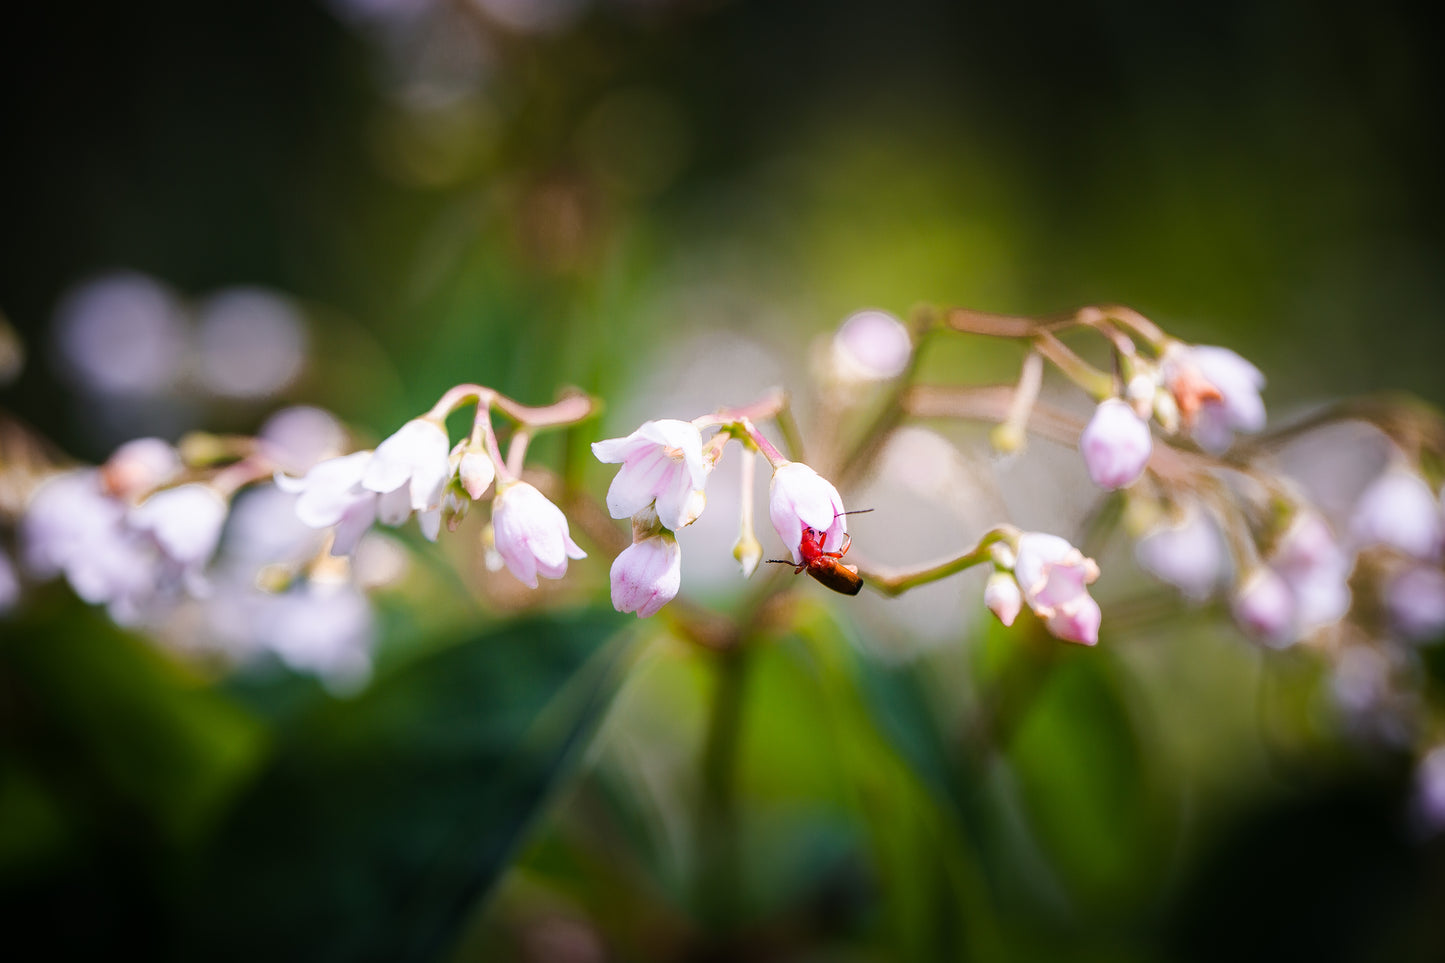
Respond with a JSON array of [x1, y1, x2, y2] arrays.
[[1232, 568, 1297, 647], [376, 486, 412, 526], [606, 447, 673, 519], [1079, 399, 1152, 490], [984, 571, 1022, 627], [1352, 469, 1444, 560], [1134, 506, 1228, 601], [418, 507, 442, 542], [492, 481, 582, 588], [1046, 594, 1101, 645], [769, 462, 847, 562], [130, 483, 229, 566], [1191, 345, 1265, 432], [610, 534, 682, 618], [331, 498, 378, 556], [459, 451, 496, 500]]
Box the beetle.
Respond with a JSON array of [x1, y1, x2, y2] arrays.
[[768, 509, 872, 596]]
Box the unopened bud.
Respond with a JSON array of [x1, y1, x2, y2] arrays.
[[459, 450, 496, 500], [1152, 389, 1180, 434], [1125, 372, 1156, 419], [442, 489, 469, 533], [990, 422, 1026, 455], [984, 571, 1022, 627], [734, 529, 763, 578]]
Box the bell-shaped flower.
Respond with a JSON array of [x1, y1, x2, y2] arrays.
[[491, 480, 586, 588], [458, 449, 497, 500], [1134, 504, 1228, 601], [610, 531, 682, 618], [1272, 511, 1353, 633], [1351, 468, 1443, 561], [592, 419, 709, 531], [984, 570, 1022, 627], [130, 483, 229, 571], [769, 461, 847, 566], [1231, 567, 1297, 647], [1079, 398, 1152, 490], [361, 418, 452, 515], [275, 451, 378, 556], [1163, 344, 1266, 453], [1012, 532, 1102, 645]]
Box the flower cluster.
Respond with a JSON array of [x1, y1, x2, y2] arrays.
[[984, 532, 1103, 645]]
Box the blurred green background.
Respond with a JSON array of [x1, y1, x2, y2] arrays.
[[3, 1, 1445, 960]]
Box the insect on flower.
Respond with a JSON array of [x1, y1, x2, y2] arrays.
[[768, 509, 872, 596]]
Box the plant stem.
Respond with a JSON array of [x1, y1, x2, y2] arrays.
[[697, 643, 750, 930]]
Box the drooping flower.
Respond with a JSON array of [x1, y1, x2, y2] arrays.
[[275, 451, 378, 556], [592, 419, 709, 531], [769, 461, 847, 566], [360, 418, 451, 537], [984, 570, 1022, 627], [491, 480, 587, 588], [1012, 532, 1102, 645], [1134, 504, 1228, 601], [1163, 343, 1266, 453], [1351, 468, 1443, 561], [1079, 398, 1152, 490], [130, 483, 230, 574], [1272, 511, 1353, 634], [610, 531, 682, 618], [1231, 567, 1296, 647]]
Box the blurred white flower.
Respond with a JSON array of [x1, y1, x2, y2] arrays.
[[1163, 343, 1266, 453], [610, 531, 682, 618], [276, 451, 379, 556], [1079, 398, 1152, 490], [769, 461, 847, 566], [1386, 566, 1445, 642], [1134, 505, 1228, 601], [52, 273, 189, 397], [592, 419, 709, 531], [1231, 567, 1296, 647], [196, 288, 306, 399], [1012, 532, 1102, 645], [259, 406, 347, 475], [491, 480, 586, 588], [1412, 746, 1445, 835], [130, 483, 229, 575], [1350, 468, 1443, 561], [830, 309, 912, 382], [99, 437, 182, 500], [1272, 511, 1353, 634]]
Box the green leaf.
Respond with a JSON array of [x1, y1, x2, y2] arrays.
[[175, 609, 632, 963]]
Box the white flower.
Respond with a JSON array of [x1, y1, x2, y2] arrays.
[[1079, 398, 1152, 490], [592, 419, 709, 531], [830, 310, 913, 382], [361, 419, 452, 526], [1351, 468, 1443, 561], [768, 461, 847, 566], [984, 571, 1022, 627], [610, 532, 682, 618], [1012, 532, 1102, 645], [130, 483, 229, 575], [1386, 566, 1445, 642], [1134, 505, 1228, 601], [275, 451, 378, 556], [1231, 567, 1296, 648], [1163, 343, 1266, 453], [491, 481, 586, 588], [1272, 512, 1353, 633], [259, 406, 346, 475]]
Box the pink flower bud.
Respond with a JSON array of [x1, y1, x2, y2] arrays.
[[592, 419, 709, 531], [1045, 594, 1102, 646], [491, 481, 586, 588], [984, 571, 1022, 627], [1232, 568, 1296, 647], [610, 532, 682, 618], [1351, 468, 1444, 561], [458, 450, 497, 501], [1079, 399, 1152, 490], [100, 437, 181, 500], [768, 462, 847, 566]]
